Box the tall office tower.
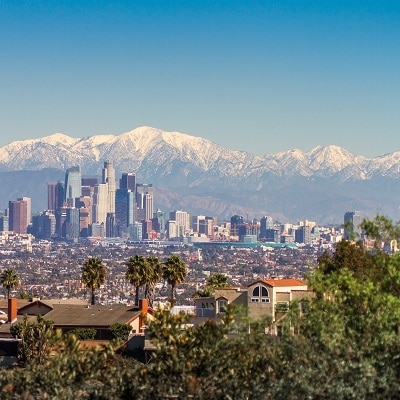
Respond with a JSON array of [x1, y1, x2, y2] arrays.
[[260, 215, 274, 239], [152, 209, 166, 237], [238, 222, 260, 239], [263, 229, 280, 243], [129, 222, 142, 241], [199, 216, 215, 237], [168, 220, 179, 239], [169, 210, 190, 234], [143, 193, 154, 221], [92, 183, 108, 224], [344, 211, 362, 240], [230, 215, 244, 237], [102, 161, 116, 214], [64, 166, 82, 207], [65, 208, 80, 242], [9, 199, 29, 234], [295, 225, 312, 244], [120, 172, 136, 191], [142, 219, 153, 239], [47, 182, 58, 211], [91, 222, 105, 238], [31, 211, 56, 239], [79, 207, 90, 237], [0, 215, 9, 231], [77, 196, 93, 225], [17, 197, 31, 226], [106, 212, 115, 238], [115, 188, 136, 236], [136, 183, 154, 210], [191, 215, 206, 233], [55, 205, 68, 239]]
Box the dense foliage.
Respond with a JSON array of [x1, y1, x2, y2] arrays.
[[2, 216, 400, 399], [110, 323, 132, 342], [69, 327, 97, 340]]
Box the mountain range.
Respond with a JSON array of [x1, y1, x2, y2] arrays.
[[0, 126, 399, 225]]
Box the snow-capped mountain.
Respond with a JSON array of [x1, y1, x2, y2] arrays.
[[0, 126, 399, 224]]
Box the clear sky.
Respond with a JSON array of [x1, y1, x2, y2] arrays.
[[1, 0, 399, 157]]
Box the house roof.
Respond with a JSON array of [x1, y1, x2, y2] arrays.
[[0, 299, 31, 313], [260, 278, 306, 287], [43, 304, 141, 328]]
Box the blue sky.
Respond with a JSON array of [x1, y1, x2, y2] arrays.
[[1, 0, 399, 157]]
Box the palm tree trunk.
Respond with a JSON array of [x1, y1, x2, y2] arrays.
[[135, 286, 140, 307], [170, 283, 175, 307], [147, 285, 155, 308], [91, 288, 95, 305], [7, 288, 10, 299]]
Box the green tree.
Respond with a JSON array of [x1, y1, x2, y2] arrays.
[[10, 315, 56, 365], [69, 327, 97, 340], [81, 257, 106, 305], [125, 255, 148, 307], [110, 322, 132, 342], [195, 272, 231, 297], [0, 268, 19, 299], [162, 255, 187, 307]]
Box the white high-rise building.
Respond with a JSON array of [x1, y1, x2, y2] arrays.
[[92, 183, 108, 224], [144, 193, 154, 221], [102, 161, 116, 214]]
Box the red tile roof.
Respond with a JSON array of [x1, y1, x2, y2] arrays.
[[261, 278, 306, 287]]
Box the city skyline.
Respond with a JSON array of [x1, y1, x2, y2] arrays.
[[1, 1, 400, 158]]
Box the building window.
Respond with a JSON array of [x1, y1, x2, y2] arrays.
[[275, 302, 289, 312], [218, 299, 228, 313], [300, 301, 310, 313], [251, 285, 270, 303]]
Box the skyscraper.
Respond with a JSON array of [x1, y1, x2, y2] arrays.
[[115, 188, 135, 236], [344, 211, 362, 240], [92, 183, 108, 224], [9, 199, 29, 234], [64, 166, 82, 207], [260, 215, 274, 239], [136, 183, 153, 210], [120, 172, 136, 191], [66, 208, 80, 242], [102, 161, 116, 214], [143, 193, 154, 221], [48, 181, 65, 211]]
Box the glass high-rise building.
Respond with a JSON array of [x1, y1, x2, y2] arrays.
[[64, 166, 82, 207], [115, 189, 135, 228], [120, 173, 136, 192], [344, 211, 362, 240]]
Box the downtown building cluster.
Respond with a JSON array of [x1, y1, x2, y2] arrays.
[[37, 162, 158, 242], [0, 160, 364, 247]]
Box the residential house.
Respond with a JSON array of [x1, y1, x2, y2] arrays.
[[193, 278, 313, 331]]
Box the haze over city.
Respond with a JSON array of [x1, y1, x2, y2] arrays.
[[1, 1, 400, 158]]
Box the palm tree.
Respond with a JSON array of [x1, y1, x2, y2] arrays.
[[81, 257, 106, 305], [206, 273, 231, 290], [0, 268, 19, 299], [144, 256, 162, 307], [195, 273, 231, 298], [125, 255, 148, 307], [162, 255, 187, 307]]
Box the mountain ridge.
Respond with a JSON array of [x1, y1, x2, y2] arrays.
[[0, 126, 399, 224]]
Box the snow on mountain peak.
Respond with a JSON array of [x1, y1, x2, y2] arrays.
[[307, 145, 365, 171]]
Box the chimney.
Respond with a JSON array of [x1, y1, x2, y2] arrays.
[[8, 298, 17, 323], [139, 298, 148, 332]]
